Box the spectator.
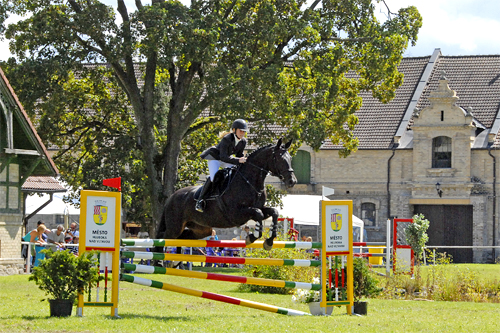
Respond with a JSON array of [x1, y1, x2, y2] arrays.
[[65, 235, 78, 255], [305, 237, 314, 254], [211, 229, 219, 241], [22, 225, 47, 266], [65, 222, 79, 244], [23, 225, 47, 255], [47, 225, 66, 251], [240, 225, 250, 241], [36, 221, 48, 242]]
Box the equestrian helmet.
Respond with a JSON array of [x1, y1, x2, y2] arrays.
[[232, 119, 248, 131]]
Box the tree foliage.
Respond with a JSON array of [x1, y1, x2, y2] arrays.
[[0, 0, 422, 229]]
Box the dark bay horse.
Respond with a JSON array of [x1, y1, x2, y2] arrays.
[[155, 139, 297, 251]]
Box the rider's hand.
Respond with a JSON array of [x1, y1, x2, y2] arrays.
[[239, 157, 247, 163]]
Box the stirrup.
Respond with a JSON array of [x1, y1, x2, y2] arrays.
[[195, 200, 204, 212]]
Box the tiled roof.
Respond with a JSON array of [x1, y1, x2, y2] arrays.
[[322, 56, 430, 149], [21, 176, 67, 193], [324, 53, 500, 150], [415, 55, 500, 128]]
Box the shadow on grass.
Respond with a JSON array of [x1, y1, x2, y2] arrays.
[[116, 313, 191, 322]]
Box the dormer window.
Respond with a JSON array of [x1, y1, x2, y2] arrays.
[[432, 136, 452, 168]]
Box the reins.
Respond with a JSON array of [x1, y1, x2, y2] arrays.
[[237, 150, 291, 196]]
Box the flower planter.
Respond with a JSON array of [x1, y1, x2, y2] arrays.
[[353, 301, 368, 315], [49, 299, 73, 317], [308, 302, 333, 316]]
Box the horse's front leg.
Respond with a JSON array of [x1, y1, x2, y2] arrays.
[[261, 207, 279, 250], [239, 208, 265, 245]]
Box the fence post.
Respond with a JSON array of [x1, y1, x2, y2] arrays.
[[26, 243, 32, 273], [386, 219, 391, 276]]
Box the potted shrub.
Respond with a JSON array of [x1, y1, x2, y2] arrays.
[[352, 257, 381, 315], [29, 249, 102, 317]]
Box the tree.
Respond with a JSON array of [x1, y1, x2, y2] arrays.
[[0, 0, 422, 229]]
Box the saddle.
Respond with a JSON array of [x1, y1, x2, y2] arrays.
[[194, 167, 238, 200]]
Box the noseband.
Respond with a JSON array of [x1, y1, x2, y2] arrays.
[[245, 150, 294, 181]]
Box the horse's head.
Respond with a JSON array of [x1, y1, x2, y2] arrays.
[[270, 139, 297, 188]]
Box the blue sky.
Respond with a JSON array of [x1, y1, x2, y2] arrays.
[[1, 0, 499, 60]]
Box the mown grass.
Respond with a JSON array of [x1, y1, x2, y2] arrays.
[[1, 264, 500, 333]]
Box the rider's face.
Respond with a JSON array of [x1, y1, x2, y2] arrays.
[[235, 129, 246, 139]]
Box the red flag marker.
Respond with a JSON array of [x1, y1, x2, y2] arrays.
[[103, 177, 121, 191]]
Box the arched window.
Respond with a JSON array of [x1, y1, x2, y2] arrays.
[[291, 150, 311, 184], [361, 202, 376, 227], [432, 136, 452, 168]]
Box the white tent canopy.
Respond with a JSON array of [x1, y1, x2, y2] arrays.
[[277, 195, 364, 228], [25, 193, 80, 215]]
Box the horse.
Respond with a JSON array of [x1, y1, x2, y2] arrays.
[[155, 138, 297, 252]]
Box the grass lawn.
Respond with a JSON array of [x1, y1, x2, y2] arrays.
[[2, 264, 500, 333]]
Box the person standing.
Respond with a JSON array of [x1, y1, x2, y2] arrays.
[[65, 222, 79, 244], [36, 221, 48, 242], [47, 225, 66, 251], [240, 225, 250, 241], [196, 119, 248, 212], [65, 235, 78, 255], [22, 224, 47, 267]]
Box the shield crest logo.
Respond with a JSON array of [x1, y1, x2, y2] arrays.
[[331, 213, 342, 232], [93, 205, 108, 225]]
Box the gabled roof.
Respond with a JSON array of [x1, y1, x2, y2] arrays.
[[323, 49, 500, 150], [416, 55, 500, 129], [0, 67, 59, 176], [21, 176, 66, 193]]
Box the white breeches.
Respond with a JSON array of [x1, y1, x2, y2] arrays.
[[207, 160, 233, 180]]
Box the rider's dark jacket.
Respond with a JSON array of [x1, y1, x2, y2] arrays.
[[200, 133, 247, 165]]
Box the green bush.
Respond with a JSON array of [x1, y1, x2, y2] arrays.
[[405, 213, 430, 261], [352, 257, 381, 301], [29, 249, 102, 303], [238, 234, 316, 294]]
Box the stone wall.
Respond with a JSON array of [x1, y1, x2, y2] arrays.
[[0, 259, 25, 276], [273, 143, 498, 262]]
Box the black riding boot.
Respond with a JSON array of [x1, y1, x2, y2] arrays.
[[195, 179, 212, 212]]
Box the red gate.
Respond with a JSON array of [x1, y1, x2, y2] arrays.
[[393, 218, 414, 275]]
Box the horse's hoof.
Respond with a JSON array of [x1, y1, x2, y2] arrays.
[[246, 234, 257, 245], [263, 238, 274, 251]]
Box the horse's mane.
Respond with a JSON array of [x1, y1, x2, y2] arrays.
[[247, 144, 274, 161]]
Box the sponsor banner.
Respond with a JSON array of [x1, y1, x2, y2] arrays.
[[84, 194, 118, 249], [323, 204, 350, 253]]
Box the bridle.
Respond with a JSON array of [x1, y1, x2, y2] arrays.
[[238, 149, 294, 195]]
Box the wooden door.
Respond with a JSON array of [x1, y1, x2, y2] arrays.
[[413, 205, 473, 263]]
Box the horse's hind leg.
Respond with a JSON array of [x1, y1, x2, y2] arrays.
[[178, 223, 213, 240], [153, 203, 187, 267]]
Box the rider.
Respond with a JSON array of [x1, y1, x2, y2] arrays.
[[196, 119, 248, 212]]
